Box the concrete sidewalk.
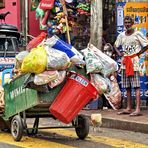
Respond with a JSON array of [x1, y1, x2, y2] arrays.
[[81, 109, 148, 134]]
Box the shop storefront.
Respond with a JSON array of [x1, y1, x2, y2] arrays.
[[30, 0, 91, 49], [0, 0, 113, 49]]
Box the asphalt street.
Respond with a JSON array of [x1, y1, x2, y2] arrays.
[[0, 118, 148, 148]]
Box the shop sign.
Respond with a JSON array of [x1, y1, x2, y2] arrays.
[[0, 57, 15, 64], [124, 2, 148, 39], [116, 2, 126, 36]]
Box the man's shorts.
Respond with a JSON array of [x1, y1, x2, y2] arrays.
[[121, 70, 140, 88]]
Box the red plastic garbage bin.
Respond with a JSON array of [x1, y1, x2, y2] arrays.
[[49, 72, 98, 124]]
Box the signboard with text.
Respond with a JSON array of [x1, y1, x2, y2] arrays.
[[124, 2, 148, 39]]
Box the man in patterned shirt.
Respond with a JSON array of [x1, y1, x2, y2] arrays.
[[114, 15, 148, 116]]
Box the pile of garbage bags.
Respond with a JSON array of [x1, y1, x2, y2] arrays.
[[82, 44, 121, 109], [14, 34, 85, 90], [13, 33, 121, 110]]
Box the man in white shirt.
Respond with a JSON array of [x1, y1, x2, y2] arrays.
[[114, 15, 148, 116]]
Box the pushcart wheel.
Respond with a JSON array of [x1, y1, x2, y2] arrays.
[[11, 115, 23, 141], [75, 115, 89, 140]]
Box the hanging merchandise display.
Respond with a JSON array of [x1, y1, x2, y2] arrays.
[[34, 0, 90, 49], [31, 0, 40, 11]]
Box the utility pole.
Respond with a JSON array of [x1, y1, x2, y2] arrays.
[[20, 0, 29, 45], [20, 0, 25, 36], [25, 0, 29, 43], [90, 0, 102, 50]]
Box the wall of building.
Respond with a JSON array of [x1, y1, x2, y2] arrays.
[[28, 1, 42, 37], [0, 0, 20, 30], [0, 0, 41, 36]]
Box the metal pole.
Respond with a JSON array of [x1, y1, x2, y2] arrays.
[[25, 0, 29, 43]]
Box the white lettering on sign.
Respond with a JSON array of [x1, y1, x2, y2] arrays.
[[40, 3, 52, 7], [70, 74, 88, 87], [10, 86, 27, 99], [0, 58, 15, 64]]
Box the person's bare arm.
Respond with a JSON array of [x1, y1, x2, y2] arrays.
[[113, 45, 124, 57], [137, 45, 148, 57]]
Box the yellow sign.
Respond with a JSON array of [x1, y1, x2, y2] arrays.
[[124, 2, 148, 38], [124, 2, 148, 77]]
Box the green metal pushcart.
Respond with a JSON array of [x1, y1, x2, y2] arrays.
[[0, 67, 90, 141]]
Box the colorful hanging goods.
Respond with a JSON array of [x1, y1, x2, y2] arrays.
[[76, 2, 90, 15], [36, 5, 45, 19], [41, 10, 50, 25], [76, 3, 90, 12], [40, 10, 50, 30]]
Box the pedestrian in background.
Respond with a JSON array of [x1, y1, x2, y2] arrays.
[[114, 15, 148, 116]]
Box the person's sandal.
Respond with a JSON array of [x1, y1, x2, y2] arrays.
[[117, 110, 131, 115], [129, 112, 143, 116]]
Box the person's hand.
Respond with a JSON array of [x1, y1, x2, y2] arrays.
[[136, 53, 140, 57], [118, 52, 124, 57]]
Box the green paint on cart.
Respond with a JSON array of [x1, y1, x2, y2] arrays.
[[2, 66, 89, 121], [3, 74, 38, 120]]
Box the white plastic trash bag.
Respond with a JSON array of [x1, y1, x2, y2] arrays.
[[15, 51, 29, 70], [16, 51, 29, 63], [70, 47, 85, 66], [90, 74, 110, 95], [104, 75, 122, 110], [82, 48, 103, 74], [89, 44, 118, 76], [48, 70, 66, 88], [45, 35, 75, 58], [45, 46, 71, 70], [34, 70, 59, 85], [45, 35, 85, 65]]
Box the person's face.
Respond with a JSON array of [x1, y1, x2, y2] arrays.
[[124, 19, 133, 31]]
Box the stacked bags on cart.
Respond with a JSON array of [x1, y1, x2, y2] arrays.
[[13, 32, 121, 110], [14, 33, 85, 91], [82, 44, 121, 110]]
